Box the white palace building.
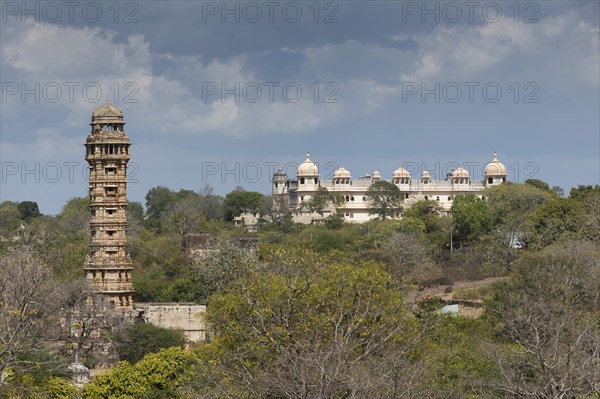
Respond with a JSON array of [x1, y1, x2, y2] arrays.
[[268, 152, 508, 224]]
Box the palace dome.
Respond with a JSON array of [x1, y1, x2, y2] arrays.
[[421, 170, 430, 178], [393, 166, 410, 178], [372, 170, 381, 179], [451, 167, 470, 178], [333, 167, 351, 178], [273, 165, 288, 177], [484, 152, 507, 176], [297, 153, 319, 177]]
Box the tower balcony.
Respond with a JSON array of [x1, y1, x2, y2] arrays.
[[88, 175, 127, 182], [89, 219, 127, 227], [89, 196, 128, 204], [85, 259, 133, 269], [88, 279, 134, 293], [86, 154, 131, 162]]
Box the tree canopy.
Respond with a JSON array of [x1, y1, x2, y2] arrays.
[[450, 194, 493, 246], [222, 190, 265, 221], [365, 180, 402, 220]]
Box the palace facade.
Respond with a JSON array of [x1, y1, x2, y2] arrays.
[[269, 152, 508, 224]]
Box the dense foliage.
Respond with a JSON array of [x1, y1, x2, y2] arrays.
[[111, 323, 186, 364], [1, 182, 599, 398]]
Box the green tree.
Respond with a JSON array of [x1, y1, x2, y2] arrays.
[[191, 241, 255, 301], [163, 195, 206, 236], [17, 201, 41, 221], [258, 196, 296, 233], [528, 197, 582, 247], [404, 199, 444, 233], [130, 230, 191, 302], [194, 246, 426, 398], [569, 184, 600, 201], [145, 186, 177, 228], [127, 200, 145, 235], [365, 180, 402, 220], [524, 178, 552, 192], [58, 197, 89, 233], [551, 185, 564, 197], [0, 204, 22, 237], [0, 373, 78, 399], [305, 187, 341, 216], [324, 211, 345, 229], [198, 184, 224, 221], [486, 183, 552, 255], [450, 194, 493, 246], [222, 190, 265, 221], [112, 323, 186, 364], [419, 317, 498, 397], [42, 376, 78, 399], [83, 347, 196, 399]]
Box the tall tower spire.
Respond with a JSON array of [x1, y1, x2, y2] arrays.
[[84, 102, 134, 309]]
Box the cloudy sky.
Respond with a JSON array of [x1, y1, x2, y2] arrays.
[[1, 0, 599, 214]]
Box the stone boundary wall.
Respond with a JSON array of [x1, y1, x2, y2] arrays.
[[135, 302, 207, 342]]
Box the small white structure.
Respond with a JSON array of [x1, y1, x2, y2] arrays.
[[68, 353, 91, 388], [441, 304, 460, 316]]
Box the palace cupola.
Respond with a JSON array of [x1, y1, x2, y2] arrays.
[[272, 165, 289, 196], [421, 170, 431, 184], [450, 167, 470, 185], [333, 167, 352, 185], [297, 152, 319, 191], [392, 166, 411, 185], [483, 152, 508, 186]]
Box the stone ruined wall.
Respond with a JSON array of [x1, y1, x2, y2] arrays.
[[183, 233, 259, 259], [136, 303, 207, 342], [182, 234, 217, 258]]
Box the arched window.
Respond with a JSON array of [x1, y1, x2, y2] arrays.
[[314, 178, 318, 184], [488, 177, 493, 184], [300, 177, 305, 184]]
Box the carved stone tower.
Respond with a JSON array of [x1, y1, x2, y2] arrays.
[[84, 102, 134, 309]]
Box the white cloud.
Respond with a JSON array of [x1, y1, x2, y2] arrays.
[[1, 6, 597, 145], [394, 9, 598, 88], [1, 21, 353, 140]]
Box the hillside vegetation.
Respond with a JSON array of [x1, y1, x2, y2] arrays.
[[1, 182, 599, 398]]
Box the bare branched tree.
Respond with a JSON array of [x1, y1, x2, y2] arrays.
[[0, 242, 64, 385], [485, 240, 600, 398]]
